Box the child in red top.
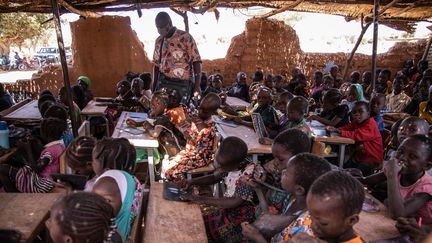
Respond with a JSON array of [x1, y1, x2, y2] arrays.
[[327, 101, 383, 176]]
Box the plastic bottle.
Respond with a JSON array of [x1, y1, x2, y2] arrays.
[[0, 121, 9, 149]]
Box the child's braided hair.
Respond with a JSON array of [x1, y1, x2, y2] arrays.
[[92, 137, 136, 173], [65, 136, 96, 170], [53, 192, 115, 243]]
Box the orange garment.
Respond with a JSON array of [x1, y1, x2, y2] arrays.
[[166, 107, 187, 127], [341, 235, 364, 243]]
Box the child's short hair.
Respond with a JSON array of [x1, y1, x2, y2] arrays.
[[65, 136, 96, 170], [254, 70, 264, 81], [39, 100, 55, 117], [43, 104, 68, 120], [380, 69, 391, 79], [274, 129, 311, 155], [289, 153, 331, 193], [218, 136, 247, 164], [279, 91, 294, 102], [288, 96, 308, 114], [53, 192, 114, 243], [323, 88, 342, 105], [164, 88, 181, 108], [394, 74, 408, 84], [309, 171, 365, 217], [201, 92, 221, 111], [139, 72, 152, 90], [0, 229, 21, 243], [40, 89, 54, 97], [131, 77, 144, 89], [125, 71, 139, 81], [38, 94, 56, 111], [92, 137, 136, 173], [41, 117, 67, 142], [354, 101, 370, 112]]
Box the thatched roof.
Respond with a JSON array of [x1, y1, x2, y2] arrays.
[[1, 0, 432, 32]]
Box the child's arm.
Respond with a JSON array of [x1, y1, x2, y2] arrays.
[[360, 171, 386, 187], [233, 116, 254, 128], [241, 222, 268, 243], [307, 114, 343, 127], [185, 195, 245, 209], [178, 172, 225, 189], [32, 156, 51, 173], [339, 122, 377, 142], [386, 158, 432, 219]]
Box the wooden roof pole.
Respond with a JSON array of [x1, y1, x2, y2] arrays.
[[170, 8, 189, 33], [259, 0, 304, 19], [57, 0, 101, 18], [371, 0, 379, 96], [51, 0, 78, 137]]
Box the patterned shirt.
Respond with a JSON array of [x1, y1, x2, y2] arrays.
[[40, 140, 65, 178], [153, 28, 201, 80], [386, 92, 411, 112], [271, 211, 313, 242]]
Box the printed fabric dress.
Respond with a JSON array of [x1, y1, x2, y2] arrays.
[[204, 163, 258, 243], [165, 119, 215, 181]]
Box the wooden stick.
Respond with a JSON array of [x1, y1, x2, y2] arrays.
[[259, 0, 304, 19], [58, 0, 101, 18]]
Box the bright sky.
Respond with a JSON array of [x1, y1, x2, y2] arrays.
[[55, 7, 431, 60]]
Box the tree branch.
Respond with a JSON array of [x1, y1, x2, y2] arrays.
[[170, 7, 189, 33]]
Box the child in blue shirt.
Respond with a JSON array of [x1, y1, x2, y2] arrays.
[[370, 94, 386, 132]]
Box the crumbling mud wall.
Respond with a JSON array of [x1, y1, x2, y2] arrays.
[[203, 17, 426, 86]]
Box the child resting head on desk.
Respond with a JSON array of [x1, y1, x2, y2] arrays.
[[126, 91, 186, 157], [0, 117, 68, 193], [327, 101, 383, 176], [164, 92, 220, 181], [241, 153, 332, 243], [92, 169, 142, 241], [232, 87, 279, 131], [361, 135, 432, 240], [46, 191, 122, 243], [179, 136, 261, 243], [265, 96, 312, 142], [305, 171, 365, 243]]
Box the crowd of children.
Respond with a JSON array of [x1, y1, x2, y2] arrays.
[[0, 59, 431, 243]]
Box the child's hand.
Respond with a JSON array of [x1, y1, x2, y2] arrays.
[[326, 126, 339, 133], [177, 178, 192, 190], [126, 118, 139, 128], [385, 157, 403, 176], [306, 114, 318, 121], [241, 222, 263, 241], [396, 217, 426, 240]]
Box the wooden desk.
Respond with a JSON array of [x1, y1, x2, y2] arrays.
[[0, 193, 64, 243], [216, 122, 271, 162], [314, 135, 355, 168], [81, 99, 108, 116], [354, 194, 400, 242], [226, 97, 250, 111], [143, 183, 207, 243], [2, 100, 40, 122], [112, 111, 159, 183]]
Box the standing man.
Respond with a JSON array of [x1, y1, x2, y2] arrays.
[[152, 11, 202, 104]]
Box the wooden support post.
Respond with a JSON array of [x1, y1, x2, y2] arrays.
[[51, 0, 78, 137], [422, 34, 432, 61], [342, 20, 372, 81], [170, 8, 189, 33], [371, 0, 379, 96]]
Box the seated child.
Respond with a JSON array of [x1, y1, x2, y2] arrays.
[[386, 75, 411, 112], [165, 88, 188, 128], [404, 77, 430, 116], [44, 104, 75, 147], [58, 86, 82, 127], [362, 135, 432, 228], [234, 87, 279, 130], [311, 75, 333, 108], [46, 192, 120, 243], [77, 76, 94, 107], [269, 91, 294, 138], [273, 75, 287, 96], [139, 72, 153, 100], [180, 136, 259, 242], [64, 136, 97, 191], [164, 93, 220, 181], [131, 77, 144, 98], [254, 129, 312, 215], [72, 85, 87, 110], [115, 80, 134, 101], [219, 92, 238, 116], [241, 153, 332, 243], [127, 91, 185, 157], [370, 94, 386, 133], [93, 170, 142, 241], [227, 72, 250, 102], [204, 74, 223, 96], [0, 117, 67, 193], [310, 71, 324, 98], [419, 86, 432, 124], [341, 83, 365, 112], [92, 137, 137, 177], [397, 117, 430, 147], [307, 171, 365, 242], [327, 101, 383, 176], [266, 96, 312, 141], [264, 74, 274, 90], [307, 88, 349, 128]]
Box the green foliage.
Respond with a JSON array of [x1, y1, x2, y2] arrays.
[[0, 13, 53, 52]]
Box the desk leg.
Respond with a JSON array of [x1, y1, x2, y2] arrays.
[[339, 144, 346, 168], [102, 115, 109, 137], [147, 148, 155, 184], [252, 154, 258, 163]]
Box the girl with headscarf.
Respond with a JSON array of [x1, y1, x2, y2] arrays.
[[77, 76, 94, 107], [92, 170, 142, 241], [342, 83, 365, 112]]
